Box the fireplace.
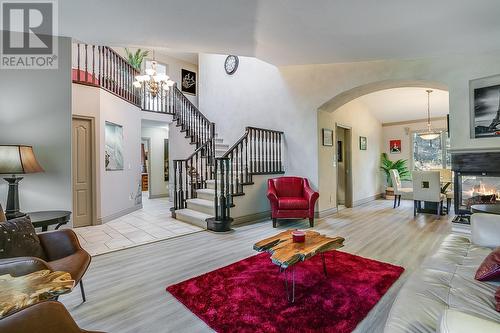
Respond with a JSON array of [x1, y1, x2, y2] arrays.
[[452, 152, 500, 215]]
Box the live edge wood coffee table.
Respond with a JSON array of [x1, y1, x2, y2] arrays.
[[0, 270, 75, 318], [254, 230, 345, 302]]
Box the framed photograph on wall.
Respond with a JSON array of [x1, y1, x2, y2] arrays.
[[322, 128, 333, 146], [181, 69, 196, 95], [390, 139, 401, 154], [105, 121, 124, 171], [359, 136, 367, 150], [470, 75, 500, 138]]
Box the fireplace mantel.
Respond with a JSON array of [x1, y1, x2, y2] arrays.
[[452, 152, 500, 173]]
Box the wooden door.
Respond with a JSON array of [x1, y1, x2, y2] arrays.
[[72, 117, 94, 227]]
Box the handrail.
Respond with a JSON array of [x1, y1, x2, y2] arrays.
[[72, 43, 140, 106], [213, 127, 284, 222], [222, 131, 248, 158], [174, 86, 211, 123], [246, 126, 284, 134]]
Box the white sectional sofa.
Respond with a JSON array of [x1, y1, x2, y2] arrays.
[[384, 213, 500, 332]]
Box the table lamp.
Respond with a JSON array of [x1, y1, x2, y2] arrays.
[[0, 145, 44, 219]]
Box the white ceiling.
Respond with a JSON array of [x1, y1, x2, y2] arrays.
[[352, 87, 449, 124], [58, 0, 500, 65]]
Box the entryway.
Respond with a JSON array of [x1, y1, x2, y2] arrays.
[[336, 124, 353, 211], [141, 120, 169, 203]]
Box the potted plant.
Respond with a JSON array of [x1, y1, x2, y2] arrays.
[[380, 153, 411, 198], [125, 48, 149, 71]]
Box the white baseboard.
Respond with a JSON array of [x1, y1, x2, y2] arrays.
[[149, 194, 169, 199], [353, 193, 383, 207], [316, 193, 383, 218], [316, 207, 338, 218], [232, 211, 271, 225], [98, 204, 142, 224]]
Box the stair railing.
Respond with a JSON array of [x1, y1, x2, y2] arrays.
[[73, 43, 179, 114], [213, 127, 284, 223], [72, 43, 141, 106], [172, 121, 216, 215]]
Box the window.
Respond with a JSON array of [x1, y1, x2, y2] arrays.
[[412, 132, 450, 170]]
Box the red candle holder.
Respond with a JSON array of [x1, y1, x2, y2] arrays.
[[292, 230, 306, 243]]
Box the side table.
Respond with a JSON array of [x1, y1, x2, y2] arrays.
[[27, 211, 71, 232]]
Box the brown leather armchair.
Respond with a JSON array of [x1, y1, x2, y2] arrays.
[[39, 229, 91, 302], [0, 229, 91, 302], [0, 301, 105, 333]]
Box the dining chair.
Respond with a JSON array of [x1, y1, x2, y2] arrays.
[[389, 169, 413, 208], [412, 171, 446, 216]]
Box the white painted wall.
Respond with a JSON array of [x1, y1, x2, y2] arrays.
[[199, 51, 500, 192], [382, 118, 448, 170], [141, 125, 169, 198], [72, 84, 142, 223], [114, 47, 199, 106], [0, 37, 72, 219], [317, 100, 383, 213]]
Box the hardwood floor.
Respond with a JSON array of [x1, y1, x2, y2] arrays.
[[61, 199, 453, 333]]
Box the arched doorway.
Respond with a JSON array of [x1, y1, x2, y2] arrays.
[[317, 80, 449, 215]]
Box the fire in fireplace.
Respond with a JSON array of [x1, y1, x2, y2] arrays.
[[452, 152, 500, 215], [461, 175, 499, 209]]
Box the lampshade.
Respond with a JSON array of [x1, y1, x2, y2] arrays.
[[0, 145, 44, 174], [418, 132, 441, 140]]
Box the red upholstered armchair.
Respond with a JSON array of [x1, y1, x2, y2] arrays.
[[267, 177, 319, 228]]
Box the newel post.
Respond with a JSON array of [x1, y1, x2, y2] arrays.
[[207, 157, 233, 232]]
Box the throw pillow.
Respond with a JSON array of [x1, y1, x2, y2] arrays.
[[0, 216, 46, 260], [496, 287, 500, 312], [0, 204, 6, 222], [475, 247, 500, 281]]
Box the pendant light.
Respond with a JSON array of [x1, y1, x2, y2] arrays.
[[418, 89, 441, 140]]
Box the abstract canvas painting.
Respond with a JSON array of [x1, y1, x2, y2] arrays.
[[473, 83, 500, 138], [105, 121, 124, 170]]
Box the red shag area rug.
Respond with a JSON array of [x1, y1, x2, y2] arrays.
[[166, 251, 404, 333]]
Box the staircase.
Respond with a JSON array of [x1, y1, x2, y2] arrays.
[[71, 43, 285, 231], [169, 88, 285, 231], [174, 135, 230, 228]]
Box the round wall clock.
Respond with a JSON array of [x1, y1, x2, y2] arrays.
[[224, 55, 239, 75]]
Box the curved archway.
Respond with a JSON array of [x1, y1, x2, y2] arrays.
[[318, 79, 449, 113]]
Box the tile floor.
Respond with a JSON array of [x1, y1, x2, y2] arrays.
[[73, 195, 203, 256]]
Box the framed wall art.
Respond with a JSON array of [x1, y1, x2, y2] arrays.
[[181, 69, 196, 95], [359, 136, 367, 150], [105, 121, 124, 170], [470, 75, 500, 138], [322, 128, 333, 146], [389, 139, 401, 154]]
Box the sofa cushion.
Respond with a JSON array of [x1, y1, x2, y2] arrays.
[[438, 309, 500, 333], [475, 247, 500, 281], [0, 216, 46, 260], [278, 197, 308, 210], [385, 234, 500, 333]]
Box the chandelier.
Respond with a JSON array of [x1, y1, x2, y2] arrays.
[[418, 89, 441, 140], [133, 52, 174, 98]]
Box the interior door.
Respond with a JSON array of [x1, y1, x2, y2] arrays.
[[72, 117, 94, 227]]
